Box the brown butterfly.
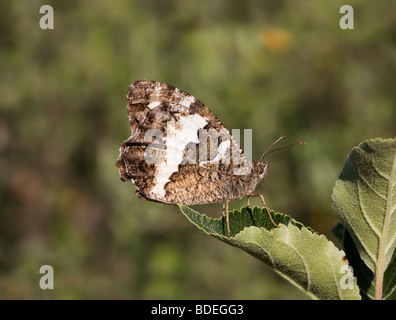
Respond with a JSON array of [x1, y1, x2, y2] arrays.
[[116, 80, 304, 237]]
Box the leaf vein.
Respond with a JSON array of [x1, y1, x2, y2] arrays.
[[375, 148, 396, 299], [372, 160, 391, 181], [276, 238, 311, 291], [359, 175, 387, 201], [357, 178, 381, 237], [385, 233, 396, 255]]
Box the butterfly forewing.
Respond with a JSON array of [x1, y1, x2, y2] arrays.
[[117, 80, 261, 205]]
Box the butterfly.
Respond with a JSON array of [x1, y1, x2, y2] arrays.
[[116, 80, 303, 237]]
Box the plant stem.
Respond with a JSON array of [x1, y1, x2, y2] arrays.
[[375, 266, 383, 300]]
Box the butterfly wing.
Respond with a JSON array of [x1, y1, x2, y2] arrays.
[[117, 80, 253, 205]]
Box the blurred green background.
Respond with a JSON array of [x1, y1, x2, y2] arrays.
[[1, 0, 395, 299]]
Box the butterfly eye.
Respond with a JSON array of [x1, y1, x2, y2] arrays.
[[255, 162, 269, 179]]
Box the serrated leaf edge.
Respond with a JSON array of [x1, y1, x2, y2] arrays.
[[234, 224, 356, 300]]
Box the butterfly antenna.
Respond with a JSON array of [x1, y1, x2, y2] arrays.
[[259, 136, 287, 162], [259, 136, 306, 162]]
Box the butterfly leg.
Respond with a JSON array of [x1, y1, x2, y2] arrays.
[[223, 200, 230, 238], [247, 193, 278, 227]]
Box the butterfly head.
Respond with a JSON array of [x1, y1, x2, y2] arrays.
[[253, 161, 269, 180]]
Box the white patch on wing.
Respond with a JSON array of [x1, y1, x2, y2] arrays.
[[218, 140, 231, 158], [153, 84, 162, 93], [148, 101, 161, 109], [149, 113, 208, 198], [179, 96, 194, 108]]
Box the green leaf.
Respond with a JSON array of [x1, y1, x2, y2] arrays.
[[332, 137, 396, 299], [343, 228, 396, 300], [179, 205, 361, 300], [383, 249, 396, 300]]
